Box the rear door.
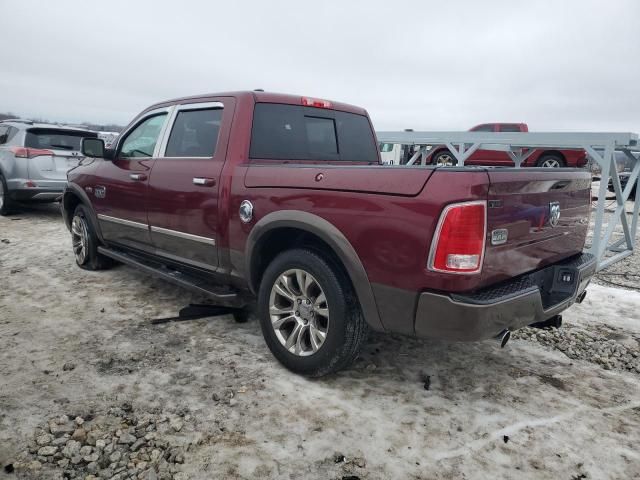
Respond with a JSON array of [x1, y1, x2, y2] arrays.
[[92, 109, 171, 251], [145, 99, 235, 269]]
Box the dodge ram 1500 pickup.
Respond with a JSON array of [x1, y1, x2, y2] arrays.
[[62, 91, 596, 376]]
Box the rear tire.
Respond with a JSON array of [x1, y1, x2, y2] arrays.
[[71, 204, 113, 270], [257, 248, 368, 377], [0, 173, 14, 216], [537, 154, 565, 168]]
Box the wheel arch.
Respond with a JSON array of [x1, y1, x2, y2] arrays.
[[62, 185, 103, 242], [538, 150, 566, 164], [245, 210, 384, 331]]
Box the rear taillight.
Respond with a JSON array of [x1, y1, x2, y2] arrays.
[[428, 201, 487, 274], [10, 147, 54, 158], [302, 97, 332, 109]]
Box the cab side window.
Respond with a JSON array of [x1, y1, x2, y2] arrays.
[[470, 124, 494, 132], [499, 124, 522, 132], [165, 108, 223, 158], [120, 114, 168, 158]]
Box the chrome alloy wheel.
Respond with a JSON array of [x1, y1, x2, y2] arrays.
[[541, 158, 561, 168], [436, 153, 455, 166], [71, 215, 89, 265], [269, 268, 329, 357]]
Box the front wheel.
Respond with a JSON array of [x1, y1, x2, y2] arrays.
[[71, 204, 113, 270], [257, 249, 368, 377]]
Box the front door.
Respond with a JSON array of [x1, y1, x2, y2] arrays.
[[146, 99, 235, 270], [93, 110, 170, 252]]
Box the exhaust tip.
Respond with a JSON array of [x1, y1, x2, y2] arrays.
[[496, 329, 511, 348], [576, 290, 587, 304]]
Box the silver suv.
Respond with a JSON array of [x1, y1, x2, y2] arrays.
[[0, 120, 97, 215]]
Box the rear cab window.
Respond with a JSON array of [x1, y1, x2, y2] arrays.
[[25, 128, 97, 151], [249, 103, 378, 162]]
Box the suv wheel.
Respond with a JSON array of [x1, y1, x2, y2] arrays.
[[0, 173, 14, 216], [71, 204, 113, 270], [258, 249, 368, 377]]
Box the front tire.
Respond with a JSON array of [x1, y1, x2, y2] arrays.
[[257, 249, 368, 377], [71, 204, 113, 270]]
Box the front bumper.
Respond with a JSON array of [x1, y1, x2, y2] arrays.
[[414, 253, 596, 341]]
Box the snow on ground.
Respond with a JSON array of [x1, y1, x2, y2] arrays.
[[1, 204, 639, 480]]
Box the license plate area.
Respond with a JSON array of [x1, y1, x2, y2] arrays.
[[538, 266, 580, 309]]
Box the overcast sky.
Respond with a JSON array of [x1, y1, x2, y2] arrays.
[[1, 0, 639, 131]]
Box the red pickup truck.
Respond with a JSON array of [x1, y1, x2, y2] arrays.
[[62, 92, 595, 376], [429, 122, 588, 168]]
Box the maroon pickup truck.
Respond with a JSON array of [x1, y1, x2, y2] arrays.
[[62, 91, 595, 376]]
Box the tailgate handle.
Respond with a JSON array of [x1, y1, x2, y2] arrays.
[[129, 173, 147, 181], [193, 177, 216, 187]]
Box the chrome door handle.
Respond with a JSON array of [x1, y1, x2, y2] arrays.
[[193, 177, 216, 186], [129, 173, 147, 181]]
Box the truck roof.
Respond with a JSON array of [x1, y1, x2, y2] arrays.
[[144, 91, 368, 116]]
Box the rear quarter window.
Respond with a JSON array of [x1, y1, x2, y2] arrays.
[[249, 103, 378, 162]]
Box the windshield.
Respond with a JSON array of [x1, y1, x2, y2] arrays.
[[25, 128, 96, 151]]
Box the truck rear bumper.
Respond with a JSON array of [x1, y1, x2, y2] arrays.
[[414, 253, 596, 341]]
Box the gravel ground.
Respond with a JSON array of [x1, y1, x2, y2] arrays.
[[1, 203, 639, 480]]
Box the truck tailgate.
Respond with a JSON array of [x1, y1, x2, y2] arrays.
[[482, 169, 591, 284]]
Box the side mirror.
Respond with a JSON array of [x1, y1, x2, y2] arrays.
[[82, 137, 106, 158]]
